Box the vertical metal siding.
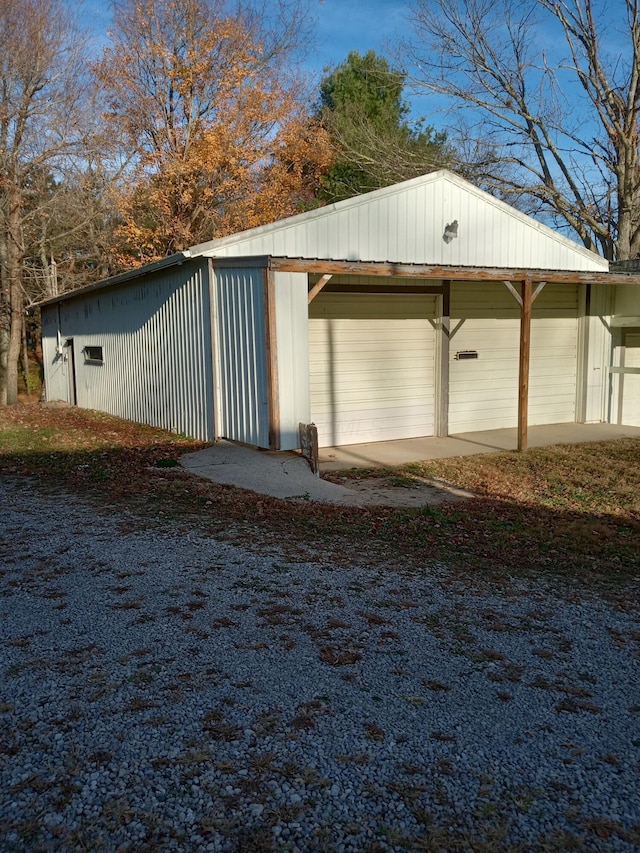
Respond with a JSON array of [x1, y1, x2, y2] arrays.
[[615, 283, 640, 318], [448, 282, 520, 433], [583, 285, 614, 423], [210, 173, 607, 272], [529, 285, 579, 425], [214, 267, 269, 448], [41, 307, 69, 402], [46, 260, 214, 441], [274, 271, 310, 450], [620, 332, 640, 425]]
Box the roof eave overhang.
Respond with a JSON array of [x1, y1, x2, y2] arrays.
[[266, 257, 633, 284], [39, 251, 192, 307], [40, 253, 639, 309]]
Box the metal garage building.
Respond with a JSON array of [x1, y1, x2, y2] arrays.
[[41, 170, 640, 452]]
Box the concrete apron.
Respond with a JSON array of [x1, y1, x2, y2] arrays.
[[180, 423, 640, 506], [319, 423, 640, 472], [180, 441, 360, 504]]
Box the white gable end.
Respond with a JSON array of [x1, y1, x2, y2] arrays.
[[192, 171, 608, 272]]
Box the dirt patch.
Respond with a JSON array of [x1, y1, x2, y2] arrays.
[[328, 475, 474, 507]]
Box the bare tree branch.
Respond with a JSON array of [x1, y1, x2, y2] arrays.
[[404, 0, 640, 259], [0, 0, 95, 404]]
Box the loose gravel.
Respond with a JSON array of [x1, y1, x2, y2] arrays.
[[1, 475, 639, 852]]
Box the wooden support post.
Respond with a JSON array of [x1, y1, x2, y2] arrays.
[[437, 281, 451, 437], [263, 268, 280, 450], [518, 277, 532, 452], [299, 422, 319, 475]]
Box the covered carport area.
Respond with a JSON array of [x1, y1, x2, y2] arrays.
[[269, 257, 640, 453]]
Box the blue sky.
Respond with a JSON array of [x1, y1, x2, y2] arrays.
[[83, 0, 435, 124], [311, 0, 409, 74], [84, 0, 414, 92], [82, 1, 626, 115]]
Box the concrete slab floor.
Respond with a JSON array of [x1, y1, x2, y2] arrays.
[[318, 423, 640, 472]]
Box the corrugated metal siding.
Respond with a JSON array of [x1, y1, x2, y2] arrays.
[[584, 284, 614, 423], [615, 282, 640, 318], [43, 260, 214, 441], [41, 306, 68, 402], [309, 291, 437, 446], [448, 282, 519, 433], [621, 332, 640, 426], [213, 267, 269, 447], [274, 271, 310, 451], [448, 282, 579, 433], [206, 172, 607, 272]]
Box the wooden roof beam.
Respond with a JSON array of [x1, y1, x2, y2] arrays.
[[270, 257, 639, 286]]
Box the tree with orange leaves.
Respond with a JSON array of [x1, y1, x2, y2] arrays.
[[97, 0, 333, 268]]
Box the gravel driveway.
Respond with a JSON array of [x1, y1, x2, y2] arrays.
[[1, 475, 639, 852]]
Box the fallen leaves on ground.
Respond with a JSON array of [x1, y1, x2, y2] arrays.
[[1, 404, 638, 595]]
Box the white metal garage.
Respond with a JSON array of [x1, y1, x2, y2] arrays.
[[309, 290, 437, 446], [40, 170, 640, 453]]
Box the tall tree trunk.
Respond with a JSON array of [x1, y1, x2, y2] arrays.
[[5, 186, 23, 405], [0, 326, 7, 406], [0, 0, 91, 406], [21, 313, 29, 397], [5, 289, 23, 405], [616, 140, 640, 260], [0, 226, 9, 406], [617, 203, 632, 261], [39, 229, 52, 298]]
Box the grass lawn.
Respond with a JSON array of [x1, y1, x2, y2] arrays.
[[0, 404, 638, 594]]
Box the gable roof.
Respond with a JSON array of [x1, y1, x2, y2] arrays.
[[189, 169, 608, 273], [42, 170, 617, 308]]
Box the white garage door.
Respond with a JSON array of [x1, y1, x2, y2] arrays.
[[448, 283, 579, 433], [621, 332, 640, 426], [309, 292, 437, 447]]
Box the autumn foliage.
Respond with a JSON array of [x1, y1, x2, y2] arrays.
[[97, 0, 333, 268]]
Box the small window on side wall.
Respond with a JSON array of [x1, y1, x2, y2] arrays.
[[84, 345, 104, 364]]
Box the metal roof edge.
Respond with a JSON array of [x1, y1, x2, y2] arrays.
[[39, 251, 192, 307]]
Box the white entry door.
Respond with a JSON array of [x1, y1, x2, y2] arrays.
[[309, 292, 437, 447]]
